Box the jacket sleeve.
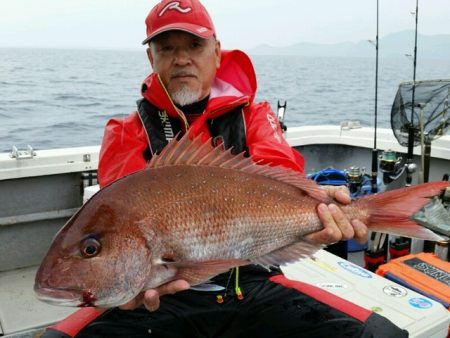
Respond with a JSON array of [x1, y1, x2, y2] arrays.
[[244, 102, 305, 173], [98, 112, 149, 188]]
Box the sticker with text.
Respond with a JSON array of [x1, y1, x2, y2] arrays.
[[317, 282, 348, 289], [408, 297, 433, 309], [383, 285, 408, 297], [338, 261, 372, 278]]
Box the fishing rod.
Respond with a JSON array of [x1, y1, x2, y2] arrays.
[[405, 0, 419, 186], [364, 0, 384, 273], [349, 0, 380, 196], [371, 0, 380, 194]]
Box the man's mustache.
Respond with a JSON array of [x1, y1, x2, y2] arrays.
[[171, 70, 197, 78]]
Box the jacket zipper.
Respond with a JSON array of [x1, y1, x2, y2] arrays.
[[157, 74, 190, 130]]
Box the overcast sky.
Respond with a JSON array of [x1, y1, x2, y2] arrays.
[[1, 0, 449, 50]]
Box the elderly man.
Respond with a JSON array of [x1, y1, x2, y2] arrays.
[[46, 1, 407, 337]]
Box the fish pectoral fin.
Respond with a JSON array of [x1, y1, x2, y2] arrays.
[[252, 240, 323, 268], [174, 259, 249, 286], [161, 252, 180, 263]]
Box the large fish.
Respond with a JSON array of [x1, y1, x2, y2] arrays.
[[35, 133, 448, 308]]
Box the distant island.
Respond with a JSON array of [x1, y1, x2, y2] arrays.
[[246, 30, 450, 59]]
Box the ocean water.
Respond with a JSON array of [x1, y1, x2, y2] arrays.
[[1, 47, 450, 152]]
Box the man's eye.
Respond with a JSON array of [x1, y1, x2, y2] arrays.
[[160, 46, 174, 52]]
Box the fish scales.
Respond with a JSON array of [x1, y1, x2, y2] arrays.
[[118, 164, 322, 261], [34, 133, 449, 307]]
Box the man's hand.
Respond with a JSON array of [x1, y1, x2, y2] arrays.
[[120, 279, 190, 312], [306, 185, 368, 245]]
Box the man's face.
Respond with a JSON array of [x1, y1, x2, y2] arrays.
[[147, 31, 221, 106]]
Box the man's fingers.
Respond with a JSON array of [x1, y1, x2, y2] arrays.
[[143, 289, 160, 312], [120, 280, 190, 312], [317, 203, 335, 227], [157, 280, 190, 296], [311, 186, 369, 246], [351, 219, 369, 244], [119, 292, 144, 310], [142, 280, 190, 312], [310, 203, 357, 245], [305, 226, 339, 244], [308, 203, 342, 244], [321, 185, 351, 204], [334, 188, 351, 204], [328, 204, 354, 240]]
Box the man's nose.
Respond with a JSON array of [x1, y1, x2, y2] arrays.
[[173, 48, 191, 66]]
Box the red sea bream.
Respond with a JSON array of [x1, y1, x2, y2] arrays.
[[35, 133, 448, 307]]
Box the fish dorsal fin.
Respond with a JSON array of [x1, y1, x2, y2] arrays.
[[148, 132, 328, 203], [252, 240, 324, 269]]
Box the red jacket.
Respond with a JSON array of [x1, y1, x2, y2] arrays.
[[98, 50, 304, 187]]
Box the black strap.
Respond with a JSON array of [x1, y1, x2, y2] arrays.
[[136, 98, 248, 160]]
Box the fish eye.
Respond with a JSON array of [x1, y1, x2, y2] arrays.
[[81, 238, 101, 258]]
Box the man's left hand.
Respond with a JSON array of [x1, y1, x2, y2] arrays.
[[306, 185, 368, 245]]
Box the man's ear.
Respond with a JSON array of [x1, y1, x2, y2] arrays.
[[214, 40, 221, 69], [146, 47, 154, 67]]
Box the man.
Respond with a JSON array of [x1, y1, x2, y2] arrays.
[[55, 0, 407, 337]]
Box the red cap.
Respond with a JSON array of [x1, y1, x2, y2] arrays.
[[142, 0, 216, 45]]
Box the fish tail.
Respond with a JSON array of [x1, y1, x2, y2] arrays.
[[357, 181, 448, 241]]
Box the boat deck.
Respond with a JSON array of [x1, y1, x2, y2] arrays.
[[0, 266, 75, 337], [1, 126, 449, 337], [1, 250, 449, 338], [0, 251, 360, 337]]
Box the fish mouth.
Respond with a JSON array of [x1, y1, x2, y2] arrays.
[[34, 285, 94, 307]]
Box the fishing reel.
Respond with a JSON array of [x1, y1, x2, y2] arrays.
[[344, 166, 380, 197], [379, 150, 413, 184], [345, 166, 364, 195]]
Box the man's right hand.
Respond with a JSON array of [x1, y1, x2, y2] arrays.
[[306, 185, 368, 245], [120, 279, 190, 312]]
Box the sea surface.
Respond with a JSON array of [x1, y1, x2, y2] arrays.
[[1, 48, 450, 152]]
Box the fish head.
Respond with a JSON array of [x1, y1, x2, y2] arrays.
[[34, 197, 153, 308]]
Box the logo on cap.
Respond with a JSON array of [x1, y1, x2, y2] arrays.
[[159, 1, 192, 17]]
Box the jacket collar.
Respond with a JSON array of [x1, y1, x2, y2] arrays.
[[141, 50, 257, 119]]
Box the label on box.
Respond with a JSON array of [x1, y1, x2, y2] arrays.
[[408, 297, 433, 309], [402, 257, 450, 286], [383, 285, 408, 297]]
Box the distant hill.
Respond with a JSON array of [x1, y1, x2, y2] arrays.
[[247, 30, 450, 59]]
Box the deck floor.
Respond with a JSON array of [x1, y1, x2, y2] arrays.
[[0, 265, 75, 336], [1, 251, 449, 338]]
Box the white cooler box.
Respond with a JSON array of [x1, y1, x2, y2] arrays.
[[281, 249, 450, 338]]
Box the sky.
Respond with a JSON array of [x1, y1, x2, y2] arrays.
[[1, 0, 449, 51]]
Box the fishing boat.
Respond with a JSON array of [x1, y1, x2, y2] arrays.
[[1, 116, 449, 337], [3, 0, 450, 334]]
